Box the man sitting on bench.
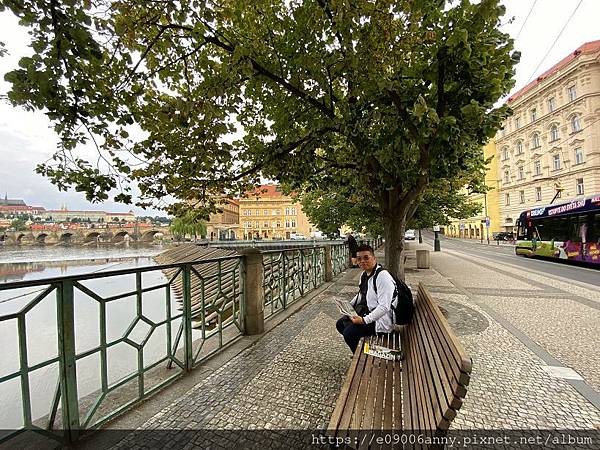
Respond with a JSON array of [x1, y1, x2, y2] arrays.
[[335, 244, 395, 352]]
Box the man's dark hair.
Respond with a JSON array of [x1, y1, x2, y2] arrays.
[[356, 244, 374, 255]]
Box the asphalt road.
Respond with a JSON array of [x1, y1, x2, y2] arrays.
[[419, 231, 600, 288]]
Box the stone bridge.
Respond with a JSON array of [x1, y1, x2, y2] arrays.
[[0, 226, 171, 245]]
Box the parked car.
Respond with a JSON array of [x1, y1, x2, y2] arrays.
[[404, 229, 416, 240], [493, 232, 514, 241]]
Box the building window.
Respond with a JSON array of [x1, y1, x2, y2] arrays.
[[550, 125, 559, 142], [532, 133, 540, 148], [530, 109, 537, 122], [535, 187, 542, 202], [519, 191, 525, 203], [576, 178, 584, 195], [505, 193, 510, 206], [574, 147, 584, 165], [291, 219, 296, 227], [263, 221, 269, 227], [264, 210, 269, 216], [276, 221, 281, 228], [571, 115, 581, 132], [245, 221, 251, 228], [517, 166, 524, 180], [516, 141, 523, 155], [515, 117, 521, 129], [290, 207, 296, 215], [502, 148, 508, 160], [567, 85, 577, 102], [244, 210, 251, 216], [534, 160, 541, 176], [285, 220, 290, 228], [503, 170, 510, 184], [552, 154, 561, 171], [285, 207, 290, 215], [548, 97, 556, 112]]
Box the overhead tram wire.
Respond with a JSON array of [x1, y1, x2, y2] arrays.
[[515, 0, 538, 41], [526, 0, 584, 85]]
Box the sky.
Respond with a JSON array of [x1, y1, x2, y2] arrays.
[[0, 0, 599, 215]]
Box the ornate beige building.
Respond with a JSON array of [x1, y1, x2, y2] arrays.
[[206, 198, 239, 240], [238, 184, 318, 240], [496, 40, 600, 232]]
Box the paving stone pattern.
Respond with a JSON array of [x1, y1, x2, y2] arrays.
[[109, 248, 600, 449]]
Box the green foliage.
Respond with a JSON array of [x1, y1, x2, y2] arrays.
[[170, 210, 207, 240], [2, 0, 518, 273], [10, 217, 28, 231]]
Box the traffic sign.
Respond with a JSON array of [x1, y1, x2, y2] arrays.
[[485, 217, 491, 228]]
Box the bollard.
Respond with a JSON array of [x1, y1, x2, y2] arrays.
[[416, 249, 430, 269], [239, 248, 265, 335], [324, 245, 333, 282]]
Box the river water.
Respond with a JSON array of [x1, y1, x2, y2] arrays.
[[0, 244, 180, 429]]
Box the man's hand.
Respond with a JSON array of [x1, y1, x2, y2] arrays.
[[350, 316, 364, 325]]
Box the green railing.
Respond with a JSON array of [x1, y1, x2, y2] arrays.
[[331, 243, 349, 275], [0, 242, 352, 444], [261, 246, 325, 318], [0, 256, 243, 445]]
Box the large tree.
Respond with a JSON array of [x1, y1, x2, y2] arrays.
[[1, 0, 518, 277]]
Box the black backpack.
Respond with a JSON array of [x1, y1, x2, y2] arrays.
[[357, 266, 414, 325]]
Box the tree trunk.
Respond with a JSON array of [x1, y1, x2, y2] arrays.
[[383, 209, 407, 281]]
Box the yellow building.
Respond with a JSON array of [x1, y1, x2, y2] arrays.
[[238, 184, 318, 240], [206, 198, 239, 240], [446, 140, 501, 239]]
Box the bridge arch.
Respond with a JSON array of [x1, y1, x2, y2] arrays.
[[35, 234, 48, 244], [112, 231, 130, 243], [60, 233, 74, 244], [85, 232, 101, 243], [141, 230, 162, 242]]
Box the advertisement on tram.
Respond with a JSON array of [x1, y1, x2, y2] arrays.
[[515, 194, 600, 265]]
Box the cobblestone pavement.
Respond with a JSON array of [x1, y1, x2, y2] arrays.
[[106, 248, 600, 449]]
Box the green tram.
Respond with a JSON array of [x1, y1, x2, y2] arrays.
[[515, 194, 600, 265]]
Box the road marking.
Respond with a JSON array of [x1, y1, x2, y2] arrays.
[[541, 366, 584, 380]]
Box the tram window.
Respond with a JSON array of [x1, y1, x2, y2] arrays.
[[540, 217, 570, 242], [588, 213, 600, 243]]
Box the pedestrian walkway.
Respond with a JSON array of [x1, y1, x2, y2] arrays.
[[80, 246, 600, 449]]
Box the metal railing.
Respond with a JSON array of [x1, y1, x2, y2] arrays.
[[261, 246, 325, 318], [0, 241, 351, 444], [0, 256, 243, 445]]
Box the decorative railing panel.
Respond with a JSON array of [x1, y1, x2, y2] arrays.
[[262, 247, 325, 319], [331, 243, 349, 275], [0, 256, 243, 445]]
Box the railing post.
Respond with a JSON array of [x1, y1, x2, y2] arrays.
[[182, 264, 193, 371], [324, 245, 333, 282], [240, 248, 265, 335], [56, 280, 80, 442]]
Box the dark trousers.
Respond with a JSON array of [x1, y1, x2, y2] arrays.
[[336, 317, 377, 353]]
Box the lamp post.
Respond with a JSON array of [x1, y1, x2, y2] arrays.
[[433, 225, 441, 251]]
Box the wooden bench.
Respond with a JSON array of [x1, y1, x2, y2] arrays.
[[328, 282, 472, 449]]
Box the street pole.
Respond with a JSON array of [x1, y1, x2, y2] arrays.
[[433, 226, 441, 251], [418, 229, 423, 243], [484, 191, 490, 245]]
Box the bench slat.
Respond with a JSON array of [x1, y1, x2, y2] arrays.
[[412, 294, 458, 428], [407, 309, 438, 432], [328, 338, 365, 432], [336, 343, 370, 432], [418, 284, 472, 376], [419, 289, 471, 391]]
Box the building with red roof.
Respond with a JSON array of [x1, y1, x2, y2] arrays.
[[495, 40, 600, 232]]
